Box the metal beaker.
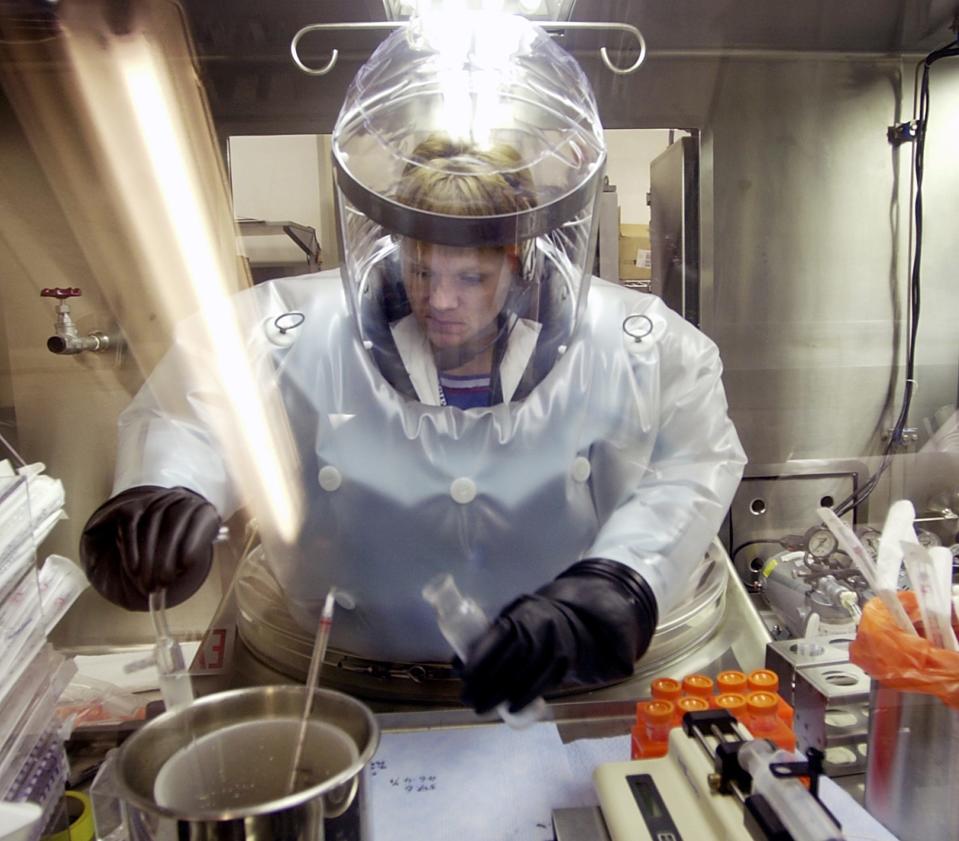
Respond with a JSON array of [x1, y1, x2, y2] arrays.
[[865, 683, 959, 841], [114, 685, 379, 841]]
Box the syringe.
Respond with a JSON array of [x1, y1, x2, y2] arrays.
[[738, 740, 844, 841]]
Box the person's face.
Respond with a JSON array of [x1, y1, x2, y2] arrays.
[[402, 241, 513, 351]]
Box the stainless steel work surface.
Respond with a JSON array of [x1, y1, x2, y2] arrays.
[[552, 807, 612, 841]]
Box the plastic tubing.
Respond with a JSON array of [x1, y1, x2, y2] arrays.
[[738, 741, 843, 841]]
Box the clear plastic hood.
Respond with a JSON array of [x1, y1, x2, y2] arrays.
[[332, 11, 607, 395], [332, 11, 606, 247]]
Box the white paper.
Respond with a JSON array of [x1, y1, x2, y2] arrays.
[[369, 723, 630, 841], [556, 733, 631, 807], [368, 724, 901, 841], [74, 642, 201, 693]]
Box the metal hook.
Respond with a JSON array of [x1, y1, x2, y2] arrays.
[[542, 22, 647, 75], [290, 19, 647, 77], [291, 22, 405, 76]]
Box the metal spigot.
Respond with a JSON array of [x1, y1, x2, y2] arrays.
[[41, 287, 115, 354]]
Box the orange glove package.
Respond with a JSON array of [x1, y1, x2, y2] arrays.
[[850, 591, 959, 709]]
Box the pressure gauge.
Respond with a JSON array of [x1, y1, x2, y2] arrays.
[[857, 527, 882, 557], [917, 529, 942, 548], [804, 526, 838, 560]]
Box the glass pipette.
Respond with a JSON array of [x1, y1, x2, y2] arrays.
[[287, 587, 337, 793]]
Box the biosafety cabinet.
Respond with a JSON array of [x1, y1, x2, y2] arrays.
[[0, 1, 957, 840]]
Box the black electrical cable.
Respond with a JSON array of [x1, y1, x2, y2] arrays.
[[731, 538, 789, 560], [833, 36, 959, 518]]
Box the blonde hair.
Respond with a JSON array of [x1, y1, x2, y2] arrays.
[[395, 135, 535, 217]]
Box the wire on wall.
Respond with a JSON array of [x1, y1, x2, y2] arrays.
[[833, 34, 959, 518]]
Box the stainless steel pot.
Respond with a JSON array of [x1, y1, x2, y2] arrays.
[[115, 685, 380, 841]]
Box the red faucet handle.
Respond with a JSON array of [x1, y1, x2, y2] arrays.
[[41, 287, 82, 299]]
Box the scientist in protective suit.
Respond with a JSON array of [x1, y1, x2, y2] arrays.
[[79, 12, 746, 716]]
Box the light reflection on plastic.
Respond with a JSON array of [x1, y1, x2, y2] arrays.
[[424, 11, 527, 146], [116, 42, 301, 543]]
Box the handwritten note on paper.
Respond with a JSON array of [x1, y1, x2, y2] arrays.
[[368, 722, 631, 841]]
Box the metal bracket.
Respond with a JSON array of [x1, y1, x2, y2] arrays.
[[768, 747, 826, 800], [883, 426, 919, 444], [291, 19, 646, 77], [887, 120, 920, 145]]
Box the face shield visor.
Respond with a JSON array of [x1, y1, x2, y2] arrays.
[[332, 11, 606, 401]]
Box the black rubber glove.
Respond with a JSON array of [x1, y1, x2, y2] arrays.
[[459, 559, 658, 714], [80, 485, 221, 611]]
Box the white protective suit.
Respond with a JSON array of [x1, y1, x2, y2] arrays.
[[113, 267, 746, 662]]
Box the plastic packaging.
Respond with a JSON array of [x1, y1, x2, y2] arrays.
[[0, 801, 42, 841], [37, 555, 89, 636], [56, 673, 145, 728], [738, 740, 842, 841], [89, 748, 123, 841], [901, 543, 959, 651], [877, 500, 919, 596], [850, 590, 959, 708], [421, 574, 545, 727]]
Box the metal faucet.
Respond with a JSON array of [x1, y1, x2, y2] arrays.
[[41, 287, 115, 354]]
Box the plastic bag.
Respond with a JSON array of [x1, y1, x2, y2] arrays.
[[56, 674, 147, 727], [850, 591, 959, 709]]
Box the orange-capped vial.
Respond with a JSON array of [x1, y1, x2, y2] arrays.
[[716, 670, 748, 694], [746, 690, 779, 717], [682, 674, 714, 699], [744, 691, 796, 752], [747, 669, 780, 693], [632, 700, 675, 758], [747, 670, 794, 726], [745, 691, 780, 737], [714, 692, 747, 718], [641, 699, 675, 733], [650, 677, 682, 701], [675, 695, 709, 724]]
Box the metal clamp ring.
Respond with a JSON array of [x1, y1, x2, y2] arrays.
[[274, 311, 306, 334], [622, 313, 653, 342]]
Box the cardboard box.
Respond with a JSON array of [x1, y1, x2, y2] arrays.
[[618, 223, 651, 281]]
